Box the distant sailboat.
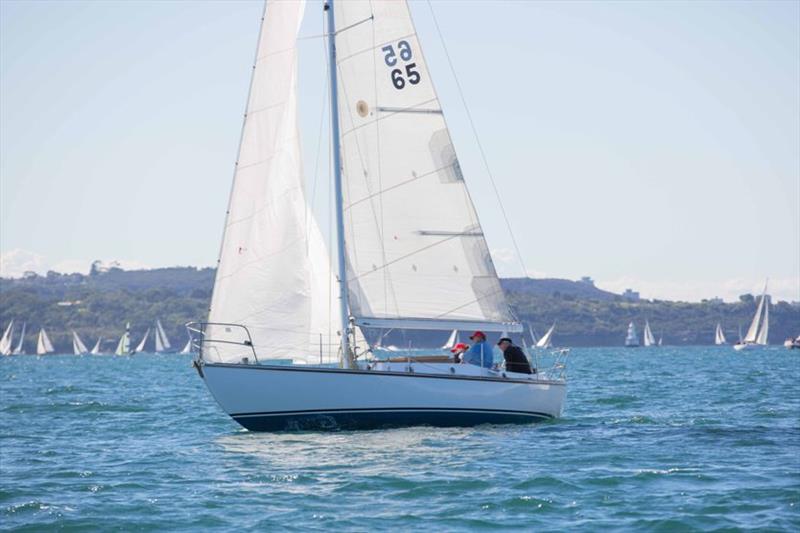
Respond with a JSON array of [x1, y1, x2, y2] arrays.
[[72, 331, 89, 355], [657, 333, 663, 347], [642, 320, 656, 347], [0, 320, 14, 356], [714, 323, 727, 345], [12, 322, 26, 355], [441, 329, 459, 350], [90, 337, 103, 355], [625, 322, 639, 347], [154, 319, 172, 353], [115, 323, 131, 356], [180, 336, 193, 354], [734, 282, 769, 351], [535, 323, 555, 349], [528, 325, 538, 348], [133, 328, 150, 354], [36, 327, 55, 355]]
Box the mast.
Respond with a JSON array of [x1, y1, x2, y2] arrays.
[[325, 0, 352, 367]]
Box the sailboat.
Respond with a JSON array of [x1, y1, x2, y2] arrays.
[[72, 331, 89, 355], [133, 328, 150, 354], [642, 320, 656, 347], [115, 323, 131, 356], [714, 322, 727, 345], [657, 333, 663, 347], [190, 0, 566, 431], [90, 337, 103, 355], [0, 320, 14, 356], [12, 322, 26, 355], [154, 319, 173, 353], [180, 336, 193, 354], [624, 322, 639, 347], [36, 327, 55, 355], [734, 282, 769, 351], [535, 323, 555, 349]]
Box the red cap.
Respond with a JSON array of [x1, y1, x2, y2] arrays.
[[469, 331, 486, 340], [450, 342, 469, 353]]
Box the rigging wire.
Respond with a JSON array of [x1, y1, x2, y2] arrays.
[[424, 0, 529, 279]]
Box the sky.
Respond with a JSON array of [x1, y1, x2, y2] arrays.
[[1, 0, 798, 303]]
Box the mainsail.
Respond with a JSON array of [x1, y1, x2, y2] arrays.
[[72, 331, 89, 355], [643, 320, 656, 347], [744, 285, 767, 343], [12, 322, 26, 354], [134, 329, 150, 354], [714, 323, 727, 345], [206, 0, 340, 364], [0, 320, 14, 355], [37, 327, 55, 355], [333, 1, 518, 333], [90, 337, 102, 355], [155, 320, 171, 351], [755, 295, 769, 345]]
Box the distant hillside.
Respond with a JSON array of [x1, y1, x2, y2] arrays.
[[1, 267, 797, 351]]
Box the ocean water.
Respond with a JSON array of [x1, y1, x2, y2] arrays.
[[1, 347, 798, 531]]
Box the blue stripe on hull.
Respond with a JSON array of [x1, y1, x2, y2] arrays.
[[232, 409, 553, 432]]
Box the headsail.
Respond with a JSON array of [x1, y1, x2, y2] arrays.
[[333, 1, 519, 333], [206, 0, 341, 364], [441, 329, 459, 350], [90, 337, 102, 355], [115, 323, 131, 355], [134, 328, 150, 354]]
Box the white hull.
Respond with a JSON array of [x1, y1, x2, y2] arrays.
[[198, 362, 566, 431]]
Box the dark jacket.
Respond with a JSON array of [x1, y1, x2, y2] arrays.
[[502, 345, 533, 374]]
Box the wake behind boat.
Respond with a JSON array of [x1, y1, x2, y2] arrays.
[[190, 0, 566, 432]]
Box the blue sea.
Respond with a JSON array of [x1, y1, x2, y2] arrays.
[[1, 347, 798, 531]]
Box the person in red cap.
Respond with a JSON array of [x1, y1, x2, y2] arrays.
[[450, 342, 470, 363], [462, 331, 493, 368]]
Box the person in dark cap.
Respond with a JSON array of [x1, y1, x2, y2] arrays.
[[462, 331, 493, 368], [497, 337, 534, 374]]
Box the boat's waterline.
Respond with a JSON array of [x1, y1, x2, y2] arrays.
[[199, 362, 566, 432]]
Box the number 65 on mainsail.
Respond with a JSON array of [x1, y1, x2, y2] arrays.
[[190, 0, 566, 432]]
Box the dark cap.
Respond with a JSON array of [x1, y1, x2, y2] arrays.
[[497, 337, 513, 345]]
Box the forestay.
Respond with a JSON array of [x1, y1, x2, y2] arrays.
[[333, 1, 518, 331], [206, 0, 339, 363]]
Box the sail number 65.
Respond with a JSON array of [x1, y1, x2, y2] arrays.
[[382, 40, 420, 90]]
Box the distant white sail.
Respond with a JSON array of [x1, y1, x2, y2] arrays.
[[536, 324, 555, 348], [744, 284, 767, 343], [714, 323, 727, 345], [72, 331, 89, 355], [442, 330, 459, 350], [643, 320, 656, 347], [134, 328, 150, 354], [90, 337, 102, 355], [37, 327, 54, 355], [155, 320, 171, 351], [180, 337, 192, 354], [756, 295, 769, 345], [625, 322, 639, 347], [0, 320, 14, 356], [154, 327, 165, 353], [657, 334, 663, 346], [115, 323, 131, 355], [12, 322, 26, 354]]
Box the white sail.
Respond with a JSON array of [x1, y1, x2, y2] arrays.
[[115, 323, 131, 355], [206, 0, 341, 364], [333, 1, 517, 332], [72, 331, 89, 355], [154, 327, 165, 353], [643, 320, 656, 347], [441, 329, 459, 350], [744, 286, 767, 343], [756, 295, 769, 345], [657, 335, 663, 346], [134, 328, 150, 353], [625, 322, 639, 347], [90, 337, 102, 355], [714, 323, 727, 345], [0, 320, 13, 355], [536, 323, 555, 348], [155, 320, 171, 351], [36, 327, 54, 355], [12, 322, 26, 354], [180, 337, 192, 354]]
